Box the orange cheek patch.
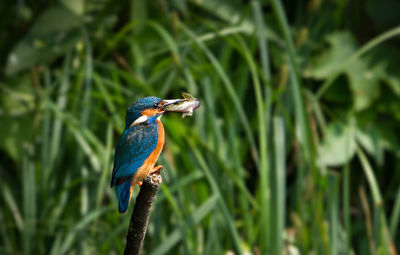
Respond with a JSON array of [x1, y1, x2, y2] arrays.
[[142, 109, 157, 117], [142, 108, 163, 117]]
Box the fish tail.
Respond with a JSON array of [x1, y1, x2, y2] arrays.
[[115, 180, 133, 213]]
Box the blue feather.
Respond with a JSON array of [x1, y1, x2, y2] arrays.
[[111, 124, 159, 186], [115, 180, 132, 213]]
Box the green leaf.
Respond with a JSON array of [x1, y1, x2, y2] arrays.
[[60, 0, 84, 16], [5, 6, 82, 75], [306, 32, 357, 79], [307, 32, 382, 111], [0, 114, 33, 160], [356, 127, 384, 165], [319, 121, 356, 167], [347, 58, 381, 111]]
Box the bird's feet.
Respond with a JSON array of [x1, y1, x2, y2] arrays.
[[150, 165, 163, 185], [151, 165, 163, 175]]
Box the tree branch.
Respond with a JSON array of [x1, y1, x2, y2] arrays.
[[123, 172, 162, 255]]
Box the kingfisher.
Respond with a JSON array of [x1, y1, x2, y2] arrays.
[[111, 95, 199, 213]]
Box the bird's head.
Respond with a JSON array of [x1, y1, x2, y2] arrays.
[[125, 96, 188, 128]]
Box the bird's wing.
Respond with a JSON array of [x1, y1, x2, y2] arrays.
[[111, 123, 158, 187]]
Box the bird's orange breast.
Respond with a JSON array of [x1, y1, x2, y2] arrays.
[[131, 119, 164, 184]]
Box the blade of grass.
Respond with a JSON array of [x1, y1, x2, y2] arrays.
[[389, 183, 400, 239], [155, 171, 204, 204], [0, 209, 12, 254], [2, 185, 24, 231], [94, 60, 155, 95], [147, 58, 175, 86], [95, 123, 113, 210], [357, 149, 382, 205], [232, 35, 269, 252], [99, 20, 137, 59], [47, 175, 71, 235], [149, 23, 231, 54], [48, 51, 71, 179], [93, 74, 124, 128], [77, 32, 94, 252], [189, 139, 244, 255], [59, 207, 113, 254], [343, 119, 354, 254], [202, 77, 226, 163], [148, 21, 181, 66], [130, 0, 146, 34], [150, 195, 218, 255], [252, 1, 271, 83], [269, 4, 325, 254], [99, 217, 131, 251], [270, 0, 312, 161], [359, 186, 376, 254], [328, 173, 339, 255], [22, 151, 36, 255], [252, 2, 274, 251], [227, 124, 255, 245], [49, 233, 62, 255], [181, 23, 259, 164], [204, 213, 220, 255], [68, 127, 101, 171], [159, 69, 177, 97], [94, 75, 134, 98], [80, 27, 93, 127], [48, 103, 105, 153], [41, 67, 52, 188], [46, 101, 104, 171], [343, 160, 351, 253], [357, 148, 393, 254], [271, 116, 286, 255], [160, 183, 194, 253], [190, 131, 259, 210]]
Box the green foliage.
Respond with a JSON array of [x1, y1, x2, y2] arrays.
[[320, 120, 356, 167], [5, 6, 82, 75], [1, 0, 400, 254]]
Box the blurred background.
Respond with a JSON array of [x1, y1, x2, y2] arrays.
[[1, 0, 400, 254]]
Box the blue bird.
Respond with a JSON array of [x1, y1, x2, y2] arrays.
[[111, 96, 196, 213]]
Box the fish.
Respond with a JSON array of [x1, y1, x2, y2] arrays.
[[161, 92, 200, 118]]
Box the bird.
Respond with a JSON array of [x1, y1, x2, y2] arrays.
[[110, 96, 200, 213]]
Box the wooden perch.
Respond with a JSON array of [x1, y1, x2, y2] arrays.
[[123, 171, 162, 255]]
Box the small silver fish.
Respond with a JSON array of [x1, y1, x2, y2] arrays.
[[160, 92, 200, 118]]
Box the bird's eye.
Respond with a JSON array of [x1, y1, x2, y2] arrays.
[[153, 103, 159, 108]]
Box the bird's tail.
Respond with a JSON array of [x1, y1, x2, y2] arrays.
[[115, 180, 132, 213]]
